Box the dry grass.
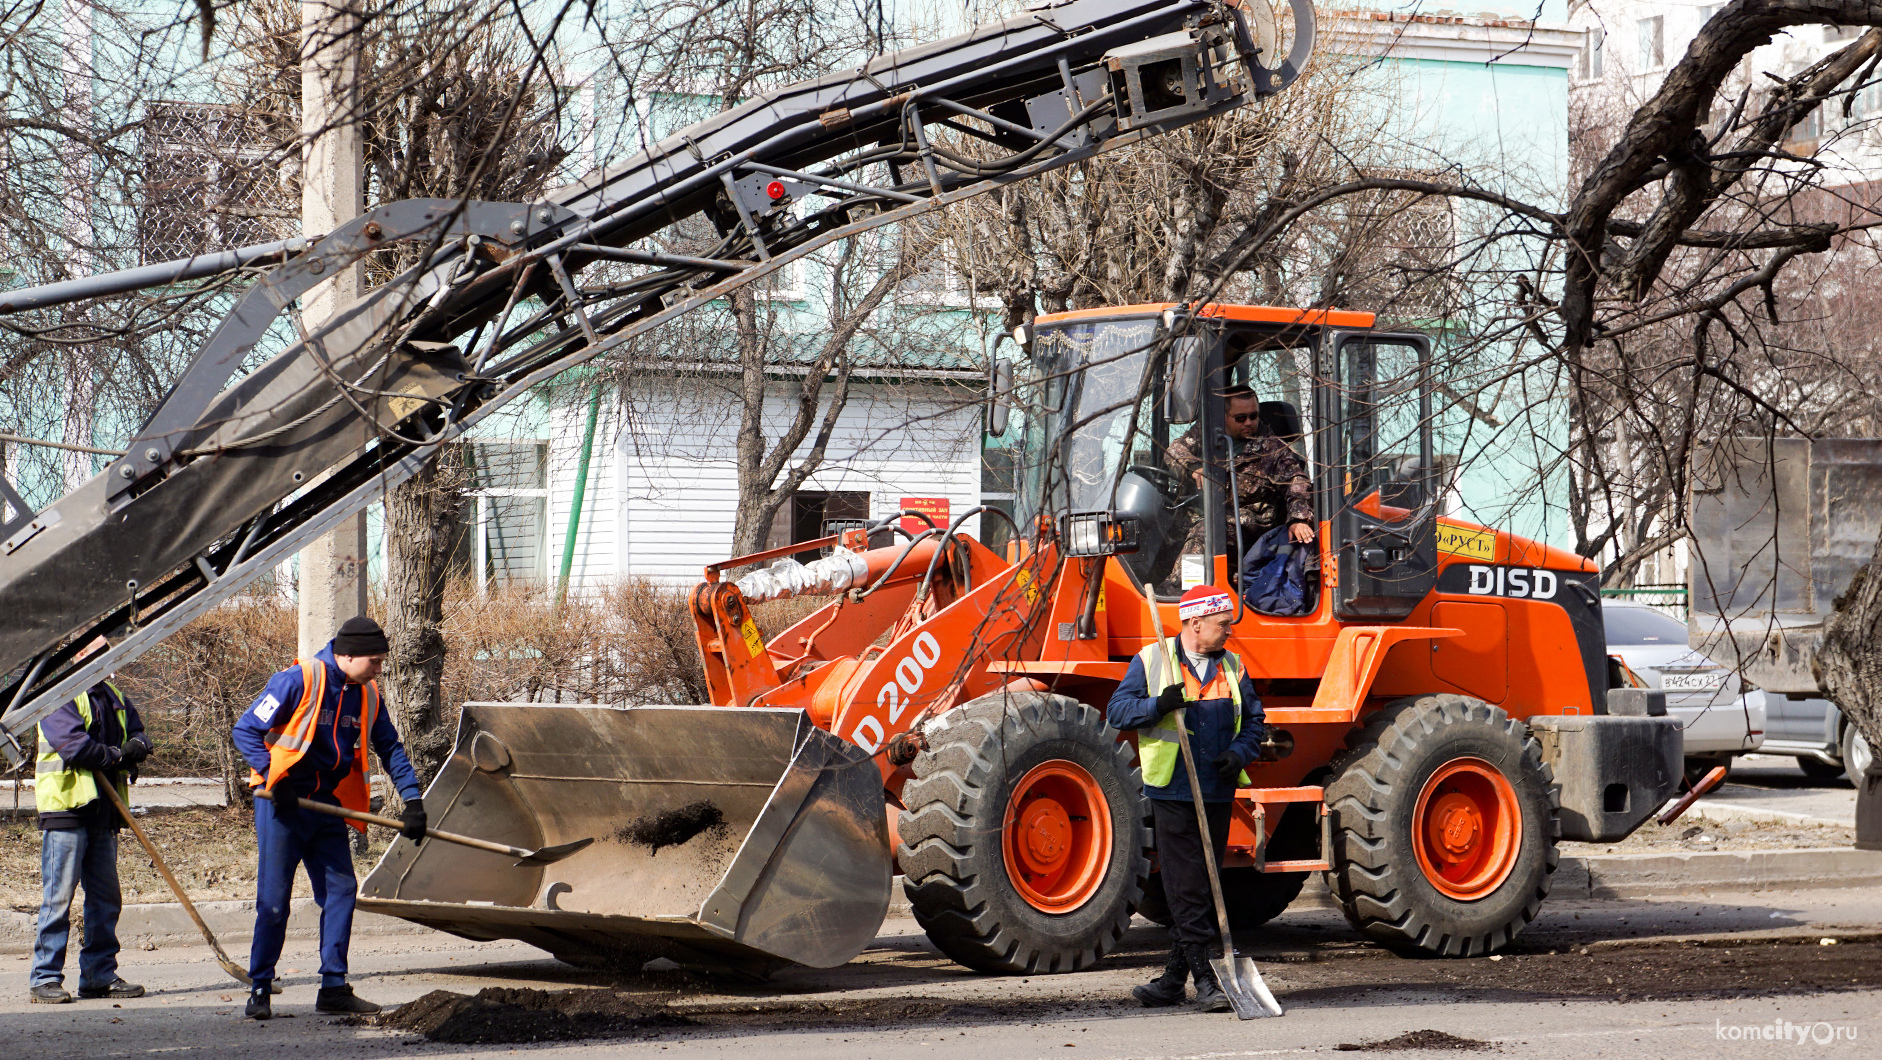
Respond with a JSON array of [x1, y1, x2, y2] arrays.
[[1, 807, 394, 910]]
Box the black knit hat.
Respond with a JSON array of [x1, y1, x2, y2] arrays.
[[332, 616, 389, 657]]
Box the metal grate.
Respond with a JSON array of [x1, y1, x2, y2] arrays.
[[139, 101, 294, 265]]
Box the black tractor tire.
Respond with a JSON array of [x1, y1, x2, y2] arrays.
[[898, 690, 1151, 974], [1323, 694, 1559, 957], [1136, 866, 1309, 930]]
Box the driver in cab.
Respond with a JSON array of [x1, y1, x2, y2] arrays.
[[1165, 385, 1314, 556]]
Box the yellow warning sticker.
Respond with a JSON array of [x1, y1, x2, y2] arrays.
[[738, 616, 765, 658], [1436, 524, 1496, 562], [1015, 567, 1040, 604]]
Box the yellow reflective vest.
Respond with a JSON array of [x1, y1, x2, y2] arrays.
[[1133, 638, 1251, 789], [35, 683, 131, 814]]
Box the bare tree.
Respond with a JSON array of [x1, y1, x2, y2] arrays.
[[220, 0, 575, 786]]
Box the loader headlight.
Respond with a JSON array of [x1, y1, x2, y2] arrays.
[[1060, 511, 1141, 557]]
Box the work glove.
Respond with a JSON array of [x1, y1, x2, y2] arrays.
[[400, 799, 428, 843], [1212, 749, 1247, 787], [1154, 684, 1187, 718], [121, 733, 154, 765]]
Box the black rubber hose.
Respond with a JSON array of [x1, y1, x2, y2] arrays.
[[914, 504, 1024, 603]]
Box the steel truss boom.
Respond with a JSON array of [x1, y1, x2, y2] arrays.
[[0, 0, 1313, 764]]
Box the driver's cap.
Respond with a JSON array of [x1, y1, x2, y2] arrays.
[[1177, 586, 1235, 620]]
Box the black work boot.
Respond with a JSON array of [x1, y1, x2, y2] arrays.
[[29, 982, 72, 1004], [244, 983, 272, 1020], [315, 984, 382, 1015], [78, 977, 145, 999], [1185, 942, 1231, 1013], [1130, 941, 1190, 1007]]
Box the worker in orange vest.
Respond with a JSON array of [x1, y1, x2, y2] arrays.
[[232, 616, 424, 1020]]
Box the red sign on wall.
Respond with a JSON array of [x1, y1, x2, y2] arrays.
[[900, 496, 950, 535]]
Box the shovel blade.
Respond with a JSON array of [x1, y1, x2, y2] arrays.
[[1212, 955, 1284, 1019], [513, 837, 597, 867]]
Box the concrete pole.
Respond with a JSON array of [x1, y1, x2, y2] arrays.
[[296, 0, 369, 660]]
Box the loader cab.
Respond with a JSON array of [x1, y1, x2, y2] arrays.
[[1008, 304, 1438, 619]]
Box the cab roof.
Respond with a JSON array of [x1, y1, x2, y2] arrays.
[[1033, 303, 1378, 329]]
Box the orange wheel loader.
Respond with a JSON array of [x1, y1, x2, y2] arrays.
[[359, 303, 1684, 975]]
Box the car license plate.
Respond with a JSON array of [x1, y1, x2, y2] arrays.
[[1661, 671, 1725, 691]]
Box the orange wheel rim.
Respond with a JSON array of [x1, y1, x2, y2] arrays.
[[1411, 757, 1521, 901], [1002, 760, 1113, 913]]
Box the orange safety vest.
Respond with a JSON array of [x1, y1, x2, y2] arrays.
[[246, 659, 380, 832]]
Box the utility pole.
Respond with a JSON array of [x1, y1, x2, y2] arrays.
[[297, 0, 368, 660]]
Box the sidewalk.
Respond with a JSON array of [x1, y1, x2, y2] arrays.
[[1, 777, 229, 815], [1688, 754, 1860, 827]]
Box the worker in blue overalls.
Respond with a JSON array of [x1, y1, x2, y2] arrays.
[[233, 616, 425, 1020]]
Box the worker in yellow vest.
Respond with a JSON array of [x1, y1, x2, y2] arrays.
[[29, 636, 153, 1004], [232, 616, 424, 1020], [1106, 586, 1265, 1013]]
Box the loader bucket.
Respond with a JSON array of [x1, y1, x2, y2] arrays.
[[356, 703, 892, 974]]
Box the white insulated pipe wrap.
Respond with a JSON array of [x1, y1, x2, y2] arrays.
[[734, 551, 871, 603]]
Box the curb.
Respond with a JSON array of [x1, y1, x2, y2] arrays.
[[1552, 846, 1882, 899], [7, 847, 1878, 954]]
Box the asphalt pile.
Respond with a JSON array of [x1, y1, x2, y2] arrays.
[[377, 988, 693, 1044]]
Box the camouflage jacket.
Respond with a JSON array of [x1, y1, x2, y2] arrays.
[[1165, 427, 1314, 529]]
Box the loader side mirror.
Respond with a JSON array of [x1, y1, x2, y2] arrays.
[[1166, 334, 1203, 424], [985, 359, 1013, 437]]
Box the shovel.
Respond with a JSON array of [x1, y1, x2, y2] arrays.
[[96, 776, 252, 987], [1171, 708, 1285, 1019], [253, 789, 595, 866]]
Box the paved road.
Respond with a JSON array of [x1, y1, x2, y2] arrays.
[[9, 885, 1878, 1060], [1694, 754, 1861, 826]]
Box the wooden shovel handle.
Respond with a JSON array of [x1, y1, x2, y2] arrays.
[[97, 777, 251, 985], [253, 788, 531, 859]]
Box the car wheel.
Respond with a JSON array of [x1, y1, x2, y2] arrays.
[[1797, 755, 1846, 782], [1683, 756, 1730, 789], [1843, 723, 1876, 781]]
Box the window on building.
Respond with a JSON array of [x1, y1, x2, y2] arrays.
[[1790, 105, 1823, 144], [140, 101, 289, 265], [457, 441, 549, 588], [764, 490, 871, 561], [1638, 16, 1665, 71], [1698, 4, 1724, 24], [1580, 28, 1605, 80]]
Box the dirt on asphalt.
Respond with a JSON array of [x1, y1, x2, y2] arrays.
[[1335, 1029, 1495, 1051], [361, 936, 1882, 1045]]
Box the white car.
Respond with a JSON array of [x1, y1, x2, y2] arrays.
[[1603, 600, 1765, 784]]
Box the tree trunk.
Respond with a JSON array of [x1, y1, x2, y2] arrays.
[[383, 444, 467, 800], [1814, 542, 1882, 773]]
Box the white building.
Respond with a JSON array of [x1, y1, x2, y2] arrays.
[[1569, 0, 1882, 186]]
